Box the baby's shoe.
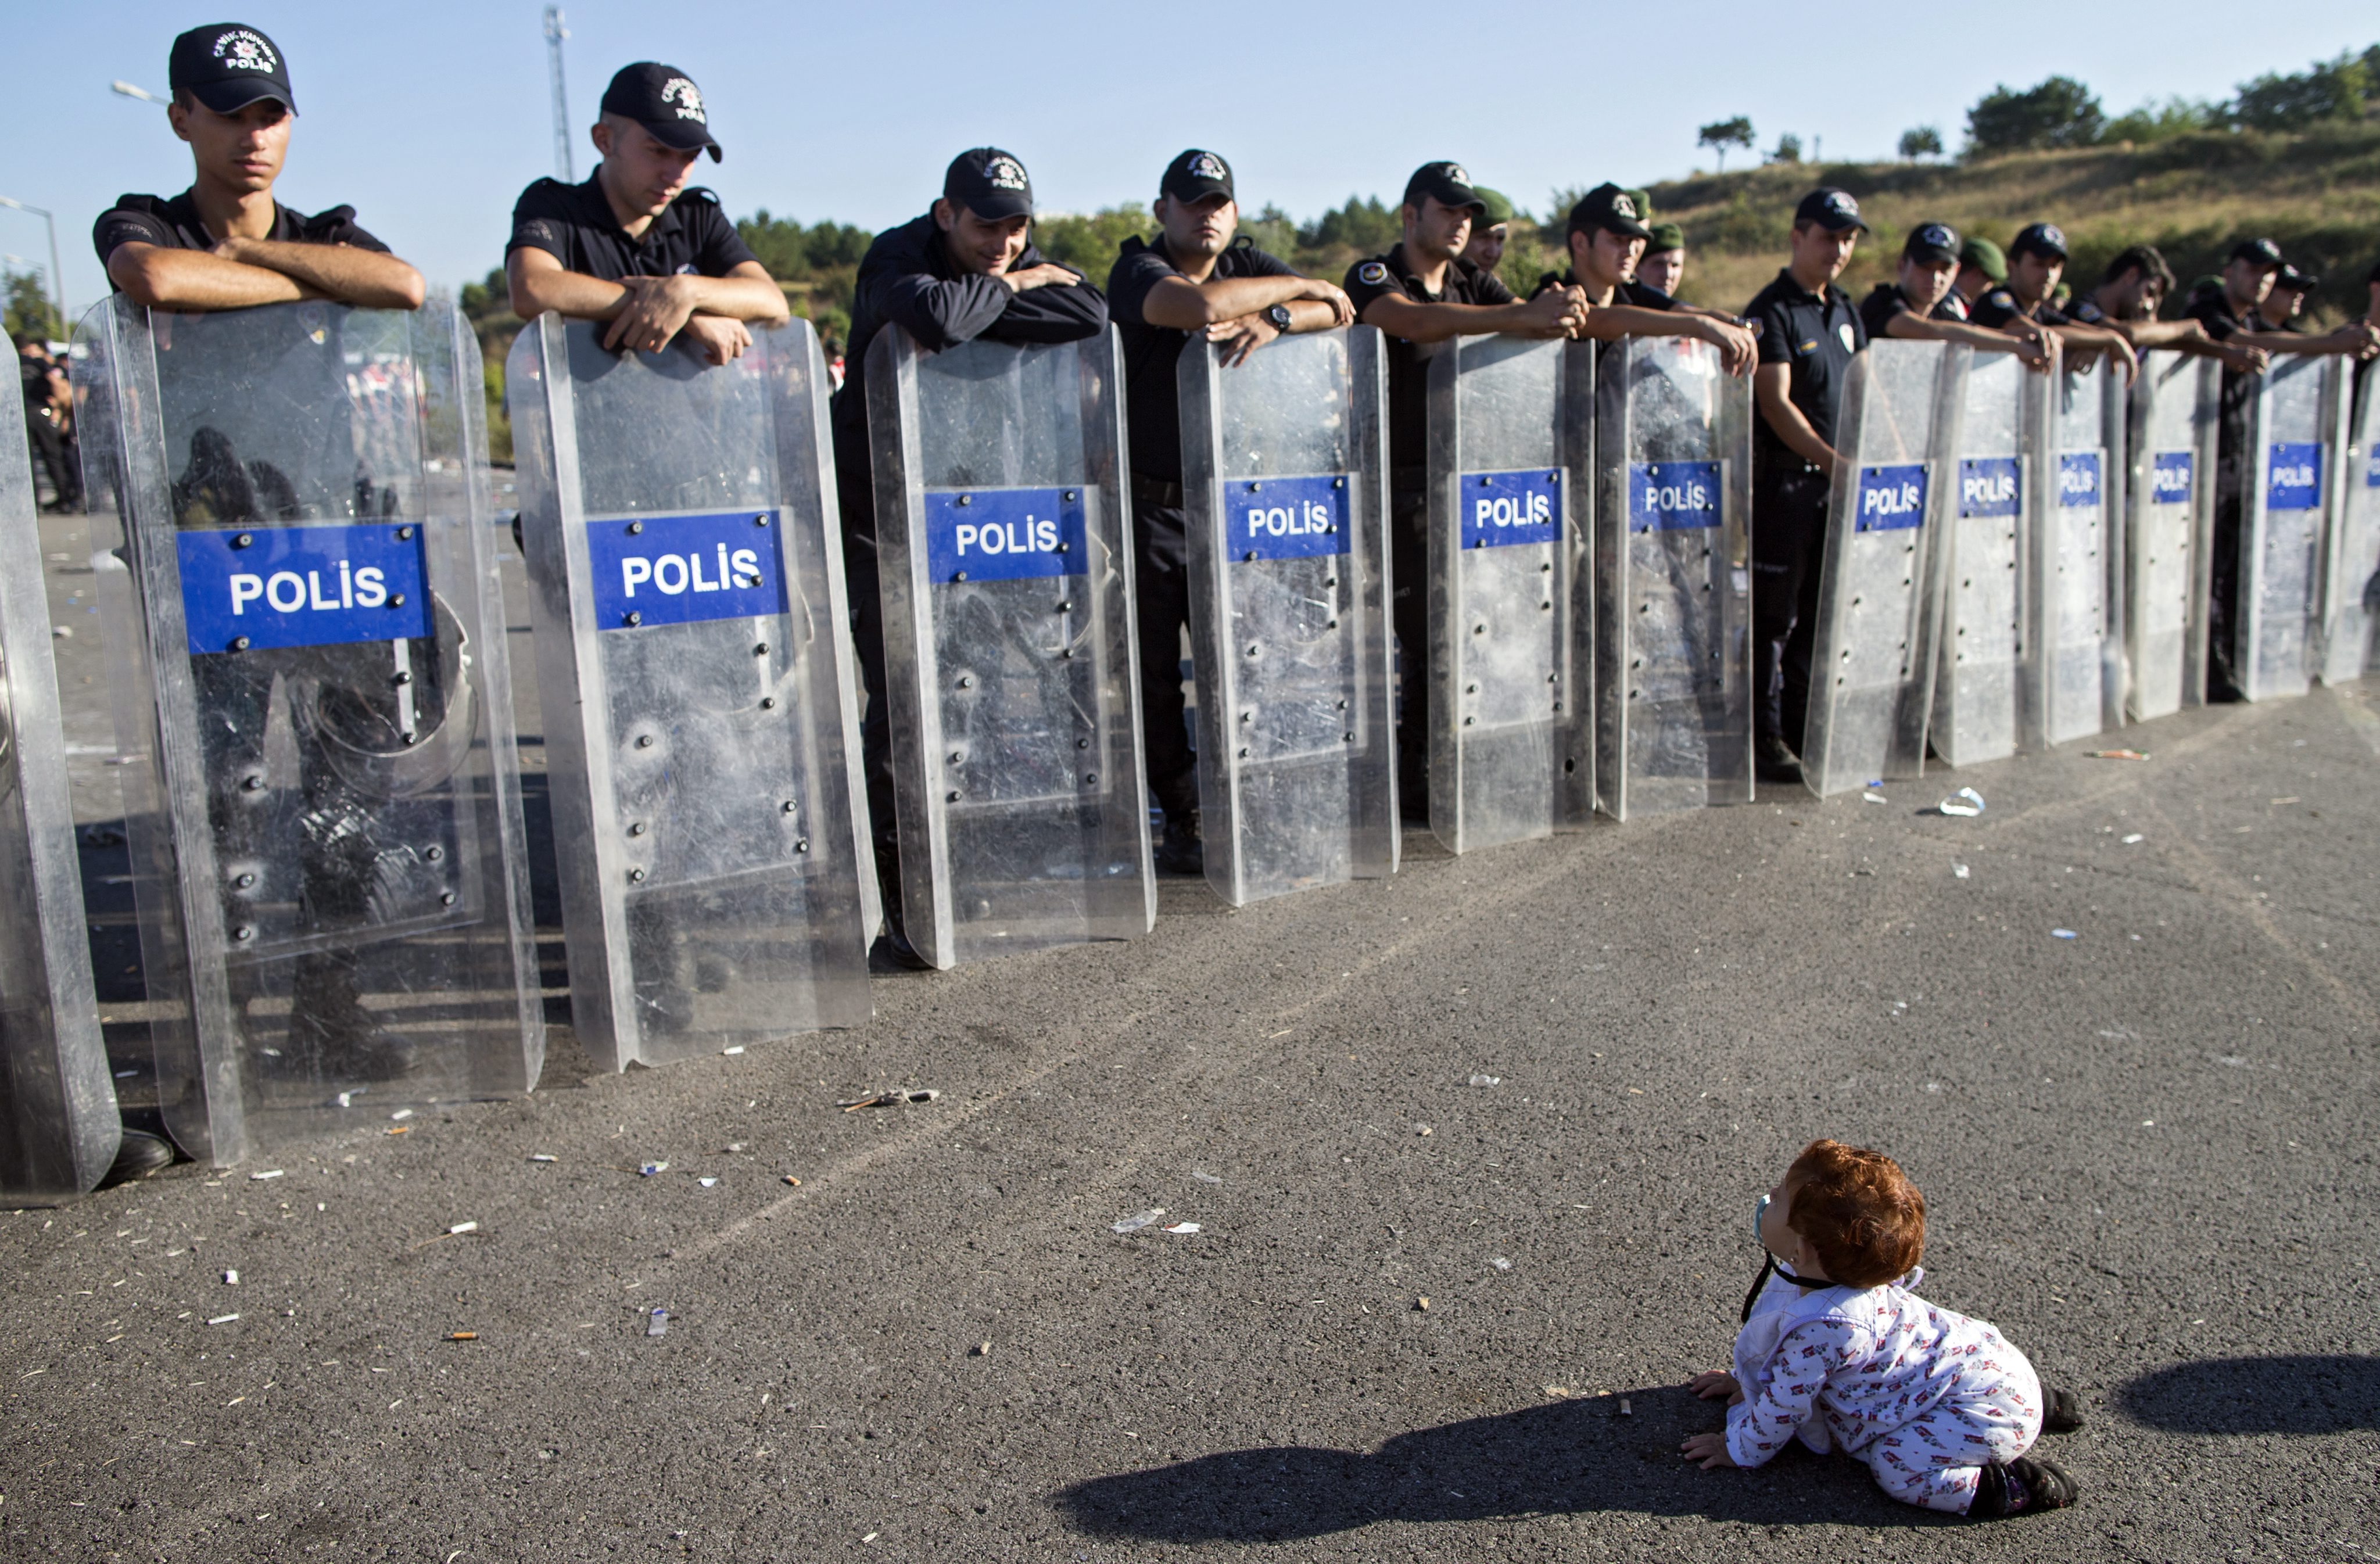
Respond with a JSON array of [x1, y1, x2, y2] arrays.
[[1970, 1454, 2077, 1518], [2041, 1385, 2085, 1433]]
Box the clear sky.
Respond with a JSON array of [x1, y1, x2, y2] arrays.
[[9, 1, 2375, 322]]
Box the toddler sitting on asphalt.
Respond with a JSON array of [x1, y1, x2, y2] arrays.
[[1680, 1138, 2082, 1519]]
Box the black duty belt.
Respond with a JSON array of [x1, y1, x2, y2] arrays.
[[1132, 474, 1184, 510]]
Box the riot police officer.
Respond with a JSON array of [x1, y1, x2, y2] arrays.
[[1857, 223, 2051, 369], [2258, 264, 2315, 332], [1459, 188, 1515, 278], [1744, 188, 1868, 784], [1107, 150, 1353, 874], [2065, 245, 2266, 375], [1948, 237, 2005, 321], [1637, 223, 1687, 300], [833, 148, 1107, 963], [504, 63, 788, 361], [1341, 162, 1585, 818], [1534, 185, 1755, 371], [1969, 223, 2138, 378]]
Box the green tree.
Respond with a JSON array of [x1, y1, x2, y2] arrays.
[[1898, 125, 1943, 161], [2, 269, 61, 342], [1768, 133, 1802, 164], [1966, 76, 2106, 155], [1298, 195, 1400, 256], [1031, 206, 1153, 276], [2232, 51, 2372, 131], [1697, 117, 1754, 172], [2101, 97, 2224, 144]]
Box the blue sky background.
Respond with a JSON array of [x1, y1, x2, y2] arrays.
[[9, 1, 2377, 320]]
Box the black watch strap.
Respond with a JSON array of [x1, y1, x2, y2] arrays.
[[1266, 303, 1294, 333]]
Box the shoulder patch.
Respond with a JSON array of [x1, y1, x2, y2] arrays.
[[1357, 261, 1389, 286], [677, 186, 723, 208], [1745, 318, 1764, 339]]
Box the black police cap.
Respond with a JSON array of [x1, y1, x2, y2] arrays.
[[169, 23, 294, 115], [2230, 237, 2284, 270], [600, 63, 722, 161], [1402, 162, 1485, 214], [1162, 150, 1234, 205], [945, 148, 1034, 221], [2010, 222, 2067, 261], [1904, 223, 1960, 264], [1567, 182, 1652, 241], [2274, 263, 2317, 292], [1793, 188, 1868, 234]]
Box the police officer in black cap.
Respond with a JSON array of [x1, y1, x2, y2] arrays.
[[1531, 184, 1755, 372], [2064, 245, 2266, 376], [94, 23, 425, 313], [1107, 150, 1354, 874], [2182, 237, 2379, 698], [1341, 161, 1585, 816], [1969, 223, 2137, 378], [1743, 187, 1869, 784], [506, 63, 787, 363], [1858, 223, 2051, 370], [833, 148, 1108, 964], [2259, 264, 2316, 333]]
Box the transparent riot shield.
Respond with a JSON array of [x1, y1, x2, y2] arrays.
[[1802, 341, 1965, 796], [0, 363, 115, 1201], [74, 296, 541, 1167], [506, 316, 874, 1068], [1592, 336, 1752, 819], [2238, 355, 2343, 701], [1176, 327, 1397, 905], [866, 328, 1153, 967], [1930, 350, 2044, 769], [2125, 353, 2218, 719], [2031, 360, 2120, 745], [1423, 336, 1592, 851], [2316, 369, 2380, 685]]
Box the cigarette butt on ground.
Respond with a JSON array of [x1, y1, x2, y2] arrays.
[[445, 1331, 478, 1341], [1619, 1397, 1633, 1416]]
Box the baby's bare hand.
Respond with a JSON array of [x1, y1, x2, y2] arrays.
[[1689, 1369, 1740, 1401], [1680, 1432, 1739, 1469]]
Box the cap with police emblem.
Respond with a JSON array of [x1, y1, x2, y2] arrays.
[[1162, 149, 1234, 205], [169, 23, 295, 115], [2010, 222, 2067, 261], [2274, 262, 2317, 292], [600, 63, 722, 161], [1568, 183, 1652, 242], [1402, 162, 1486, 214], [946, 148, 1035, 221], [1904, 223, 1960, 265], [2229, 237, 2284, 270], [1959, 237, 2008, 283], [1793, 188, 1869, 235]]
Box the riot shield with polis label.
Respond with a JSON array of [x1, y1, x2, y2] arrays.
[[1801, 340, 1965, 797], [0, 361, 115, 1202], [1422, 336, 1592, 852], [2317, 368, 2380, 684], [2031, 359, 2121, 746], [2237, 354, 2344, 701], [1176, 327, 1397, 905], [506, 314, 874, 1068], [866, 327, 1153, 968], [1929, 349, 2045, 770], [1592, 335, 1753, 819], [2125, 352, 2218, 719], [73, 296, 540, 1167]]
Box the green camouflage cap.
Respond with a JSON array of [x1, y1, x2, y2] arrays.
[[1643, 221, 1686, 255], [1959, 236, 2008, 282], [1473, 186, 1515, 226]]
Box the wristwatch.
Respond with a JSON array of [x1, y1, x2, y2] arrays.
[[1265, 303, 1294, 335]]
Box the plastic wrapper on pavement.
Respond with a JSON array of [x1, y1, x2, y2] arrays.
[[2125, 351, 2217, 720], [2238, 354, 2342, 702], [72, 296, 542, 1168], [1176, 327, 1397, 905], [506, 315, 874, 1068], [865, 327, 1153, 968], [1802, 340, 1964, 796], [1422, 336, 1592, 851], [1930, 350, 2043, 769], [2316, 365, 2380, 685]]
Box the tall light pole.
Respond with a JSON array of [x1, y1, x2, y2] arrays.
[[0, 198, 65, 338], [543, 8, 574, 182]]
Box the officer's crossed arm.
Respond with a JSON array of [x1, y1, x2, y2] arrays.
[[2233, 318, 2380, 363], [1141, 273, 1355, 367], [1357, 285, 1583, 344], [2047, 320, 2138, 381], [2119, 317, 2267, 375], [1752, 364, 1840, 475], [507, 249, 788, 364], [1575, 303, 1757, 376], [108, 238, 426, 313], [1883, 310, 2053, 372]]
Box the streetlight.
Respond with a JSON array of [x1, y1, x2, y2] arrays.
[[0, 198, 64, 339], [111, 81, 167, 105]]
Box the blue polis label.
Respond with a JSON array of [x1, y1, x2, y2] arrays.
[[2058, 451, 2103, 509], [2150, 451, 2195, 507], [178, 522, 430, 655], [1460, 469, 1561, 548], [586, 510, 788, 631], [925, 487, 1088, 582], [2266, 442, 2322, 511], [1224, 474, 1349, 562], [1626, 461, 1722, 532], [2367, 446, 2380, 488], [1958, 457, 2019, 518], [1854, 464, 1927, 532]]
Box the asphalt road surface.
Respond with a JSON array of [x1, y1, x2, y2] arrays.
[[5, 507, 2377, 1562]]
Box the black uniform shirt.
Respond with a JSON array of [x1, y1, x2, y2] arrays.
[[2064, 293, 2109, 325], [1345, 243, 1515, 482], [2182, 288, 2268, 423], [1858, 282, 1926, 341], [1934, 289, 1971, 323], [94, 189, 387, 277], [1970, 286, 2068, 329], [1745, 268, 1865, 464], [1528, 268, 1674, 313], [831, 214, 1109, 539], [506, 173, 756, 282], [1108, 233, 1296, 486]]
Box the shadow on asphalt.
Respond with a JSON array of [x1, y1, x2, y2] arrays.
[[1054, 1384, 1955, 1541], [2115, 1354, 2380, 1435]]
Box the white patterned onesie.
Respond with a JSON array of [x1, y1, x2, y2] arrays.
[[1726, 1265, 2044, 1513]]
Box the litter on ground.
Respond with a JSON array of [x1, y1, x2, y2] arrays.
[[1937, 787, 1985, 817], [1111, 1209, 1165, 1233], [839, 1090, 940, 1111], [1468, 1074, 1501, 1088], [2086, 749, 2150, 761], [645, 1308, 669, 1338], [2052, 928, 2078, 940]]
